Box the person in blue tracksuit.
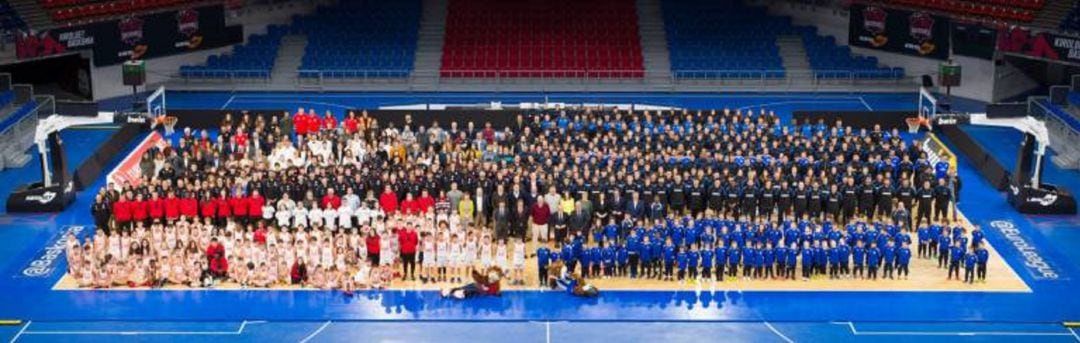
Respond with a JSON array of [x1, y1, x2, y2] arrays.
[[971, 225, 985, 248], [615, 243, 629, 277], [882, 240, 896, 279], [663, 238, 676, 281], [975, 243, 989, 282], [626, 232, 641, 278], [916, 224, 930, 258], [580, 244, 594, 279], [728, 242, 742, 279], [948, 241, 963, 280], [742, 243, 758, 279], [762, 243, 775, 279], [963, 250, 977, 284], [813, 241, 827, 276], [827, 241, 840, 279], [650, 237, 664, 279], [897, 242, 912, 279], [866, 242, 881, 280], [601, 242, 616, 278], [715, 243, 728, 281], [852, 240, 865, 279], [537, 244, 552, 287], [675, 247, 688, 281], [837, 239, 851, 277], [928, 223, 942, 259], [785, 242, 798, 280], [561, 240, 576, 273], [687, 244, 700, 279], [701, 244, 714, 280], [937, 231, 952, 269], [775, 243, 787, 279], [800, 241, 814, 280]]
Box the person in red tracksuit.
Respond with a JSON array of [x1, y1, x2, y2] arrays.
[[249, 190, 265, 221], [148, 192, 164, 221], [398, 225, 419, 280], [200, 192, 217, 220], [293, 108, 307, 136], [400, 193, 417, 215], [206, 238, 228, 280], [343, 112, 359, 135], [321, 189, 341, 210], [231, 193, 249, 224], [322, 111, 337, 131], [112, 193, 132, 231], [215, 190, 232, 226], [131, 193, 148, 225], [180, 194, 199, 219], [416, 190, 435, 214], [164, 191, 181, 222], [379, 186, 399, 214], [366, 230, 381, 265]]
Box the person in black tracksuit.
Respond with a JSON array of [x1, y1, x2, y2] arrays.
[[826, 184, 842, 224], [760, 181, 776, 222], [742, 181, 759, 221], [793, 183, 809, 220], [669, 176, 687, 216], [858, 178, 876, 219], [876, 179, 894, 222], [915, 181, 934, 227], [777, 182, 793, 222], [897, 178, 915, 213], [808, 184, 823, 221], [932, 178, 952, 222], [726, 183, 742, 219], [707, 180, 724, 215], [688, 179, 705, 216], [841, 179, 858, 225]]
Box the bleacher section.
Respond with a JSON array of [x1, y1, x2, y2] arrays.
[[883, 0, 1043, 23], [1062, 3, 1080, 32], [1035, 94, 1080, 169], [44, 0, 221, 23], [440, 0, 643, 78], [296, 0, 420, 79], [800, 28, 904, 80], [663, 1, 786, 79], [0, 1, 26, 31], [179, 25, 287, 79]]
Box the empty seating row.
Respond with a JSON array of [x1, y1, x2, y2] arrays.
[[50, 0, 217, 23], [441, 0, 643, 78], [801, 29, 904, 80], [296, 0, 420, 79], [179, 25, 286, 79], [0, 2, 25, 31], [664, 0, 790, 79]]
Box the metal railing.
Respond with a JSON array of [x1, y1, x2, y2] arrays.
[[178, 69, 272, 82], [439, 69, 645, 79], [0, 95, 53, 171], [1029, 96, 1080, 169], [298, 69, 412, 79]]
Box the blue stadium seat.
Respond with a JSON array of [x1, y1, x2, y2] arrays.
[[296, 0, 420, 79], [663, 0, 789, 79]]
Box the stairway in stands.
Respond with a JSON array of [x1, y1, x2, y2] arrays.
[[1032, 0, 1076, 30], [776, 35, 809, 82], [271, 35, 306, 84], [412, 0, 447, 90], [637, 0, 672, 88], [7, 0, 52, 29]]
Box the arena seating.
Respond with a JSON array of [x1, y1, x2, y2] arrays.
[[0, 2, 25, 31], [45, 0, 220, 23], [800, 28, 904, 80], [1061, 3, 1080, 32], [663, 1, 788, 79], [440, 0, 643, 78], [179, 25, 286, 79], [882, 0, 1042, 23], [296, 0, 420, 79]]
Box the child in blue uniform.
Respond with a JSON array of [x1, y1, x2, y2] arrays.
[[916, 224, 930, 258], [975, 243, 989, 282], [687, 244, 700, 279], [728, 242, 741, 279], [715, 243, 728, 281], [928, 223, 942, 259], [537, 244, 552, 287], [813, 241, 827, 277], [800, 241, 813, 281], [579, 244, 593, 279], [762, 243, 775, 279], [937, 232, 951, 269], [882, 240, 896, 279], [852, 240, 865, 279], [663, 238, 676, 281], [948, 241, 963, 280], [827, 241, 840, 279], [616, 243, 629, 277], [701, 244, 714, 280], [963, 250, 977, 283], [651, 237, 664, 280], [837, 240, 851, 277], [601, 242, 616, 278], [589, 245, 603, 278], [866, 242, 881, 280], [675, 247, 688, 281], [785, 242, 798, 280], [561, 240, 576, 273], [897, 242, 911, 279], [743, 244, 757, 280]]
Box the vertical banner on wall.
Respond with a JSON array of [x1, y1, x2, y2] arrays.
[[849, 3, 951, 60]]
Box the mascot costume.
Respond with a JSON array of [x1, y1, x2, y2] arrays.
[[547, 260, 600, 297], [441, 266, 505, 299]]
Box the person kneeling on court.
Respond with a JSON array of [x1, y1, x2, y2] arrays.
[[440, 266, 505, 299], [547, 260, 599, 297]]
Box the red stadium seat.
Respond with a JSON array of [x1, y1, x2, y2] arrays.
[[880, 0, 1041, 23]]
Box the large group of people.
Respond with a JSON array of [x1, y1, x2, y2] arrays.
[[71, 104, 991, 292]]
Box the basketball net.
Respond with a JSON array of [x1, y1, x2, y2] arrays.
[[158, 116, 178, 136]]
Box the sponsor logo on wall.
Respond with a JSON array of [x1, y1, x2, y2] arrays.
[[849, 4, 950, 60], [998, 27, 1080, 65], [176, 9, 203, 49]]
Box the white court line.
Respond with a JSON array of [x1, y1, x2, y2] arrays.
[[1069, 327, 1079, 342], [220, 94, 235, 110], [546, 321, 551, 343], [299, 321, 331, 343], [735, 100, 866, 112], [9, 320, 30, 343], [20, 320, 264, 336], [859, 96, 875, 111], [763, 321, 794, 343], [833, 321, 1073, 337]]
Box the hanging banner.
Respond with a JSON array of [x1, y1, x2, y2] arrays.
[[848, 4, 951, 60], [15, 5, 242, 66], [998, 26, 1080, 66]]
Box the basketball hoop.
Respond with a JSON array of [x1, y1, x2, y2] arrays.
[[905, 117, 926, 134]]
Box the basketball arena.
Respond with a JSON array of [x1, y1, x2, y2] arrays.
[[1, 0, 1080, 342]]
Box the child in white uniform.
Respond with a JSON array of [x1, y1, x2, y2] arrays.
[[512, 238, 526, 285]]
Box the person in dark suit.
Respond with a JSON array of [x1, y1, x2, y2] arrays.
[[569, 203, 590, 243], [626, 192, 645, 219], [493, 201, 511, 240], [551, 207, 569, 244]]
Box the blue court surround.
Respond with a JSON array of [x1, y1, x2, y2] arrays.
[[2, 91, 1079, 342]]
